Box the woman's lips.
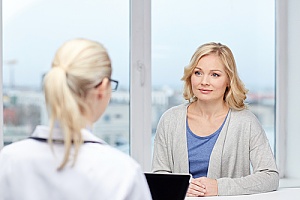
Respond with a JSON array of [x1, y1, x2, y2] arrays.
[[199, 89, 212, 94]]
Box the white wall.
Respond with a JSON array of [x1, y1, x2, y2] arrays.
[[277, 0, 300, 180], [285, 0, 300, 178]]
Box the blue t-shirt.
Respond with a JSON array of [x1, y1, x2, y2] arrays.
[[187, 117, 227, 178]]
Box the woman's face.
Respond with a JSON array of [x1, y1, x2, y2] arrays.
[[191, 53, 229, 104]]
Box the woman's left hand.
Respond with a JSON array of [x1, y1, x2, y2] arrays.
[[187, 177, 218, 197], [195, 177, 218, 196]]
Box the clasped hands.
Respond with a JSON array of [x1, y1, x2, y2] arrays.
[[186, 177, 218, 197]]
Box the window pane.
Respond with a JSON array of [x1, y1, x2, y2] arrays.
[[3, 0, 130, 154], [152, 0, 275, 152]]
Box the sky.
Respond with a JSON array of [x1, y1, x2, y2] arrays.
[[2, 0, 275, 92]]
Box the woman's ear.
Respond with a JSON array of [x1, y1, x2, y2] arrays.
[[96, 77, 110, 98]]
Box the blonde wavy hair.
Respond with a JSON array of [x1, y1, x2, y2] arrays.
[[181, 42, 248, 110], [43, 38, 111, 170]]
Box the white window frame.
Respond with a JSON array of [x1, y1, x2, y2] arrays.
[[0, 0, 3, 150], [275, 0, 287, 178], [130, 0, 152, 171]]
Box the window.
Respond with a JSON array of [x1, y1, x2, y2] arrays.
[[1, 0, 277, 172]]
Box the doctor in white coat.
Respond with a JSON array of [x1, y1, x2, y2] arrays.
[[0, 38, 152, 200]]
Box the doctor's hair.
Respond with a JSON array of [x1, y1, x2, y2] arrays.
[[181, 42, 248, 110], [43, 38, 112, 170]]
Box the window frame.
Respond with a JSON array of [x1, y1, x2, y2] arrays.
[[0, 0, 3, 150], [275, 0, 287, 178], [130, 0, 152, 171]]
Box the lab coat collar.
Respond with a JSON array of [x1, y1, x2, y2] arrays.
[[31, 125, 106, 144]]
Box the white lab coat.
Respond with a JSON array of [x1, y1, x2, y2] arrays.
[[0, 126, 152, 200]]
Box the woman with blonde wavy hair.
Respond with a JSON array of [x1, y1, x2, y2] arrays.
[[152, 42, 279, 197], [0, 38, 152, 200]]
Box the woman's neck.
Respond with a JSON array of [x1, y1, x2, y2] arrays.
[[190, 100, 229, 119]]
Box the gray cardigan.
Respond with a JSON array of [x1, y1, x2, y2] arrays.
[[152, 103, 279, 196]]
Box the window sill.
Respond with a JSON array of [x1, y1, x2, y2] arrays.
[[280, 178, 300, 188]]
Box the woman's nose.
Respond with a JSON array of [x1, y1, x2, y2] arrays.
[[200, 75, 210, 85]]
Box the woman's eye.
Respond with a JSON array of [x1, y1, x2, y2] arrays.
[[194, 71, 201, 76], [212, 73, 220, 77]]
